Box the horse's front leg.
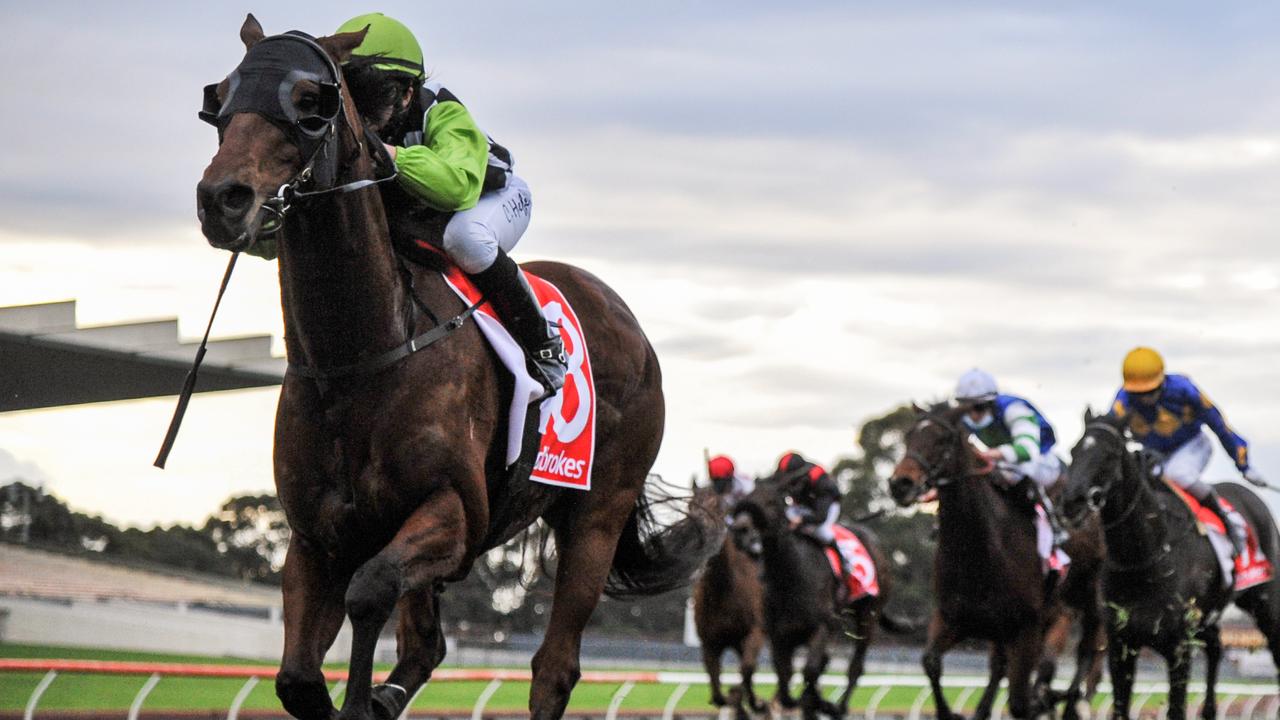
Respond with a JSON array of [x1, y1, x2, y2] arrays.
[[1107, 638, 1138, 720], [1163, 636, 1194, 720], [800, 624, 834, 720], [741, 625, 767, 713], [276, 534, 351, 720], [1004, 623, 1045, 719], [923, 611, 964, 720], [338, 492, 467, 720], [973, 643, 1008, 720], [772, 638, 800, 710], [1062, 603, 1104, 720], [1199, 625, 1222, 720], [702, 642, 727, 707], [835, 601, 874, 717]]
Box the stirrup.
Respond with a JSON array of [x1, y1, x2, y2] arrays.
[[527, 335, 567, 400]]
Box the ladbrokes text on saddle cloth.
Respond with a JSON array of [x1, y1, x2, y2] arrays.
[[443, 268, 597, 490]]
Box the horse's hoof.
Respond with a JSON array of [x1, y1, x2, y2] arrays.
[[711, 693, 728, 707]]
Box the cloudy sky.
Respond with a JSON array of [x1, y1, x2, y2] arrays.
[[1, 2, 1278, 527]]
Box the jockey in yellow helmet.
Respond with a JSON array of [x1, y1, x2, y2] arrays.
[[1113, 347, 1265, 554]]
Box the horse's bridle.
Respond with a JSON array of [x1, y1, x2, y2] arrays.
[[904, 411, 979, 491], [1077, 421, 1145, 528], [199, 32, 398, 246]]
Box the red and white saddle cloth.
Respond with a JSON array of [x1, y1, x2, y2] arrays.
[[1167, 483, 1273, 591], [442, 266, 597, 490], [825, 525, 880, 601], [1036, 504, 1071, 576]]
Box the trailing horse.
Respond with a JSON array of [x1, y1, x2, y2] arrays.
[[731, 478, 904, 720], [1059, 410, 1280, 720], [889, 402, 1104, 720], [691, 485, 767, 718], [195, 17, 720, 720]]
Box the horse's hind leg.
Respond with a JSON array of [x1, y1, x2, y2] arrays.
[[529, 486, 645, 719], [339, 493, 467, 720], [377, 587, 448, 719], [276, 535, 350, 720]]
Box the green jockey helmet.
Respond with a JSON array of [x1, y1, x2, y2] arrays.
[[336, 13, 425, 79]]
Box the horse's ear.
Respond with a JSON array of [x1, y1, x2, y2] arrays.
[[910, 401, 926, 415], [1084, 406, 1095, 423], [316, 27, 369, 65], [241, 14, 265, 50]]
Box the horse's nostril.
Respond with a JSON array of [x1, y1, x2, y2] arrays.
[[217, 183, 255, 215]]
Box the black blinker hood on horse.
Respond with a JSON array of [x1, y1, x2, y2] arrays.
[[200, 32, 341, 163]]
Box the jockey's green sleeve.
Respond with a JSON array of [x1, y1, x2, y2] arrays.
[[393, 101, 488, 211]]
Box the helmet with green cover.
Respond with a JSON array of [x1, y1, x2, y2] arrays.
[[336, 13, 425, 79]]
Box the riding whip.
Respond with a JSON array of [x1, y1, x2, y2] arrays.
[[153, 252, 240, 468]]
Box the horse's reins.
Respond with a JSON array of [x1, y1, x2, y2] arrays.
[[905, 412, 996, 492], [156, 31, 478, 466], [1082, 421, 1175, 575]]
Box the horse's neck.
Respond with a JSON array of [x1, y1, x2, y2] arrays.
[[704, 543, 739, 587], [760, 526, 819, 592], [1102, 451, 1167, 564], [277, 154, 407, 370], [936, 458, 1002, 562]]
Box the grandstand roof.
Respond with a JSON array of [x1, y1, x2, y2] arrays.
[[0, 300, 283, 412], [0, 543, 280, 608]]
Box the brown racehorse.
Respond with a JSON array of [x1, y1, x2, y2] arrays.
[[195, 17, 719, 720], [731, 477, 906, 720], [691, 485, 767, 718], [889, 403, 1104, 720]]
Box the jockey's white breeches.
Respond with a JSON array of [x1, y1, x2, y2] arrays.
[[1164, 432, 1214, 500], [812, 503, 841, 544], [443, 175, 532, 274], [1000, 452, 1063, 489]]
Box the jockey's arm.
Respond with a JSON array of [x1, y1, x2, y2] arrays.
[[1195, 388, 1251, 472], [997, 401, 1042, 465], [392, 100, 488, 212]]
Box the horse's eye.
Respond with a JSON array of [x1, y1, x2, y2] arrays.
[[297, 93, 319, 114]]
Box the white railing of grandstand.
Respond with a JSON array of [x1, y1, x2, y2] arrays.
[[8, 661, 1280, 720]]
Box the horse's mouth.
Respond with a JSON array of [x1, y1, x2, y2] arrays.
[[199, 203, 266, 252]]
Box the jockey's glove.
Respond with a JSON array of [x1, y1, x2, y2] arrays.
[[1243, 467, 1268, 488]]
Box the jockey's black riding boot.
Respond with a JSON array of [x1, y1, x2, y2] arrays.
[[469, 250, 567, 398], [1202, 489, 1245, 557]]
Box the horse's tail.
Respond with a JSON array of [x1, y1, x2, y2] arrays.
[[877, 610, 919, 635], [604, 474, 726, 599]]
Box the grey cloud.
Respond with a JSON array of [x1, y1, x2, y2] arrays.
[[654, 332, 750, 361]]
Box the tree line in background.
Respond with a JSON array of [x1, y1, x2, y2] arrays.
[[0, 405, 933, 641]]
